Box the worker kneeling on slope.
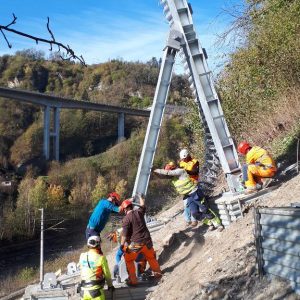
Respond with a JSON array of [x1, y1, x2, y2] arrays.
[[238, 141, 277, 194], [120, 195, 162, 286], [79, 236, 114, 300], [154, 162, 222, 231]]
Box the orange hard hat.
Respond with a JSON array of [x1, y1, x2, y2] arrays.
[[238, 141, 251, 155], [108, 192, 121, 205], [164, 161, 176, 170], [120, 199, 133, 210]]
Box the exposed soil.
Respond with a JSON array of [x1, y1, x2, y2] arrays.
[[3, 172, 300, 299], [105, 173, 300, 300]]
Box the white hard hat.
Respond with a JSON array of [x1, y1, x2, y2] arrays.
[[87, 235, 101, 248], [179, 148, 189, 159]]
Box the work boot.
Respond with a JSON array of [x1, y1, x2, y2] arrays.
[[191, 221, 198, 227], [185, 221, 192, 227], [125, 279, 137, 287], [207, 225, 215, 231]]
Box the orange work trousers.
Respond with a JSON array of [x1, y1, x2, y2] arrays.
[[124, 244, 161, 285], [245, 164, 276, 188]]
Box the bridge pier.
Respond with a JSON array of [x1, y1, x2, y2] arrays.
[[43, 106, 50, 160], [51, 107, 60, 161], [118, 112, 125, 142], [43, 106, 60, 161]]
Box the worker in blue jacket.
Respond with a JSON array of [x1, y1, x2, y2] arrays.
[[86, 192, 123, 240]]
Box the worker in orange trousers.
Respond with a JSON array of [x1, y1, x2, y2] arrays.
[[120, 195, 161, 286], [238, 141, 277, 194]]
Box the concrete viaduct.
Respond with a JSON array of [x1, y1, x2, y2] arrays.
[[0, 87, 150, 161]]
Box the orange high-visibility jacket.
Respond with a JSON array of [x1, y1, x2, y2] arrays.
[[246, 146, 277, 171], [179, 158, 199, 182]]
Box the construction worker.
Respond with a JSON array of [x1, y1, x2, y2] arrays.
[[86, 192, 122, 240], [179, 149, 200, 225], [238, 141, 277, 194], [120, 195, 162, 286], [79, 235, 114, 300], [179, 148, 200, 183], [106, 228, 148, 279], [154, 162, 222, 230]]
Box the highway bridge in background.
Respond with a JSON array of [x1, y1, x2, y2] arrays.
[[0, 87, 150, 161]]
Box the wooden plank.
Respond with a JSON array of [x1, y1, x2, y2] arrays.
[[260, 213, 300, 230], [263, 248, 300, 270], [264, 262, 300, 284], [261, 225, 300, 243], [262, 238, 300, 257]]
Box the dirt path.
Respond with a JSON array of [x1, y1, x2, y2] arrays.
[[106, 173, 300, 300]]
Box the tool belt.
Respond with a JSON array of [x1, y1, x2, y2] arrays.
[[129, 242, 144, 252], [80, 289, 102, 298], [81, 279, 105, 288], [129, 240, 153, 251]]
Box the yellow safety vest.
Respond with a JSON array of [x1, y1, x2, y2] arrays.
[[246, 146, 277, 170], [172, 177, 197, 195], [79, 249, 107, 290], [179, 159, 199, 182]]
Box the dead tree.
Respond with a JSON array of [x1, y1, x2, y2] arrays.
[[0, 13, 86, 65]]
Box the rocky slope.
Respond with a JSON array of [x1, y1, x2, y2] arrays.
[[106, 173, 300, 300]]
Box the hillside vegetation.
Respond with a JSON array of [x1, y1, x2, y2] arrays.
[[0, 0, 300, 244], [0, 54, 192, 240]]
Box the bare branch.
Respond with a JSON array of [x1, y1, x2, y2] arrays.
[[0, 14, 86, 66], [6, 13, 17, 28], [46, 17, 55, 42], [0, 28, 12, 48]]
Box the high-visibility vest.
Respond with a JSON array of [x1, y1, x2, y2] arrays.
[[179, 159, 199, 182], [79, 250, 105, 290], [246, 146, 277, 171], [172, 177, 197, 195]]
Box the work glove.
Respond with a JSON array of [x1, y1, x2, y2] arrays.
[[108, 285, 115, 292]]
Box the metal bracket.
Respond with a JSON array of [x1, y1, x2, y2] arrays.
[[165, 29, 183, 50]]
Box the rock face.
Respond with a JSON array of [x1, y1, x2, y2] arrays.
[[8, 77, 21, 88]]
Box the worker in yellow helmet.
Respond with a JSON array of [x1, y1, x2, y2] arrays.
[[79, 236, 114, 300], [238, 141, 277, 194]]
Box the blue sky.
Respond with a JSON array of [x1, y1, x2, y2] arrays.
[[0, 0, 242, 73]]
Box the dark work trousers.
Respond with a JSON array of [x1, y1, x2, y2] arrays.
[[184, 189, 212, 221], [85, 227, 100, 240]]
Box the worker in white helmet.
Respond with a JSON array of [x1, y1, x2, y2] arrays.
[[179, 149, 200, 226], [79, 236, 114, 300]]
